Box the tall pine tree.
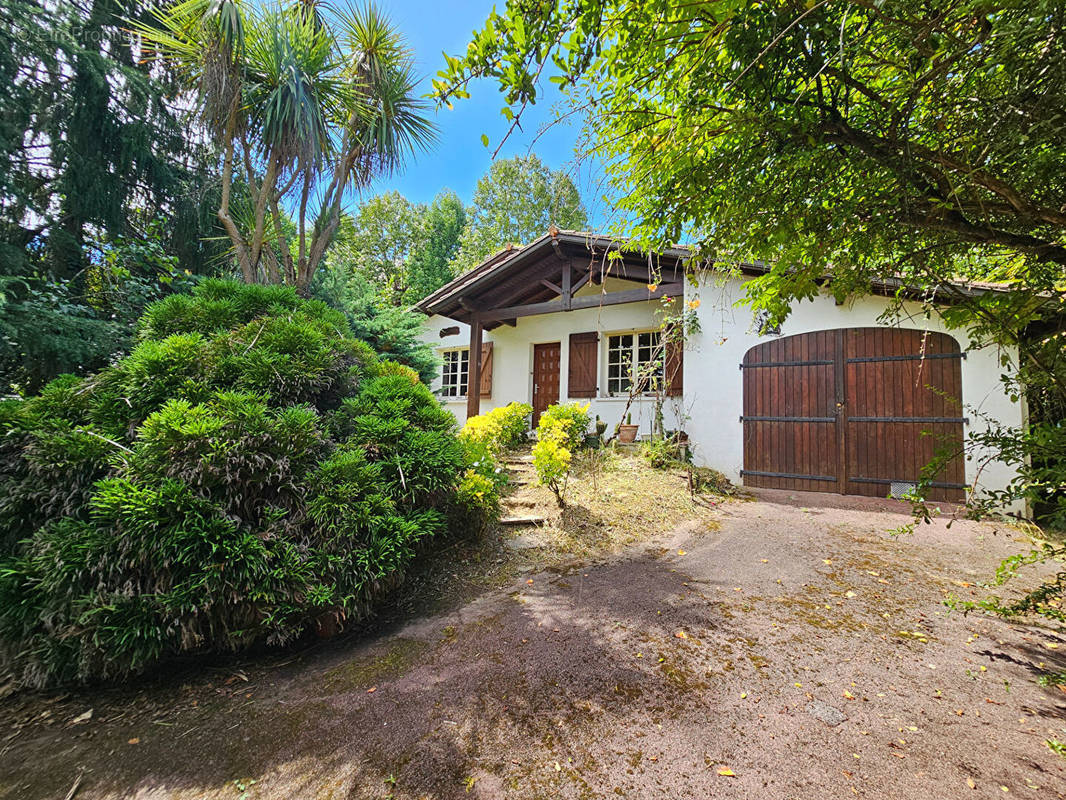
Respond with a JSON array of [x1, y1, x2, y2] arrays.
[[1, 0, 219, 278], [0, 1, 222, 391]]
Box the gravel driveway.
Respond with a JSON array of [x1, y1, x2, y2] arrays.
[[2, 488, 1065, 799]]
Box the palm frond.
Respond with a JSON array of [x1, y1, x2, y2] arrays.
[[132, 0, 246, 137], [243, 3, 337, 170], [137, 0, 437, 286], [332, 2, 437, 185]]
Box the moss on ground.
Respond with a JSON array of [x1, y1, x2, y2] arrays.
[[322, 638, 430, 693]]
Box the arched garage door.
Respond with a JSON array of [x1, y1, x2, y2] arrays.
[[741, 328, 966, 502]]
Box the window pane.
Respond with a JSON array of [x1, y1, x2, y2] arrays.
[[607, 334, 636, 395], [440, 349, 470, 397]]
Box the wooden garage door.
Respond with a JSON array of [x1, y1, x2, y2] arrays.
[[741, 328, 966, 502]]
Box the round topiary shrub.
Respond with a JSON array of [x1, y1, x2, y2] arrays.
[[0, 280, 487, 688]]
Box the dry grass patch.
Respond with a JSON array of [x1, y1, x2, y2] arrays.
[[501, 449, 723, 562]]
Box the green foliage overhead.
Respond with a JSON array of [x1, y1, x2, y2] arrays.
[[0, 280, 486, 687], [437, 2, 1065, 276], [451, 155, 588, 273]]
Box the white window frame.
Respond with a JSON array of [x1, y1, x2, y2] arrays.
[[439, 348, 470, 398], [605, 330, 665, 397]]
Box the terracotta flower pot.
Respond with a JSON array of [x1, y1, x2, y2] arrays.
[[617, 424, 639, 443]]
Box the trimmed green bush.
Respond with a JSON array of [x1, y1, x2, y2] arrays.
[[0, 280, 487, 687]]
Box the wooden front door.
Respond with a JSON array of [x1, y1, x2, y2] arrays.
[[741, 328, 966, 502], [532, 342, 561, 426]]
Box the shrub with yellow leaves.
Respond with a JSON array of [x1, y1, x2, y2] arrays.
[[460, 401, 533, 456], [537, 402, 590, 450], [531, 403, 589, 507]]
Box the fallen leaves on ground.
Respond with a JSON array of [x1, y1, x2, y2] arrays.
[[896, 630, 928, 642]]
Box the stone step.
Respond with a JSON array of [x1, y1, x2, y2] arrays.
[[504, 498, 537, 508], [499, 515, 545, 526], [505, 532, 549, 550]]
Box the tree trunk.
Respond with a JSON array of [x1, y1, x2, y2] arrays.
[[216, 110, 254, 283]]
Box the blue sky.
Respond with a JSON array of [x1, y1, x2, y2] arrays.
[[365, 0, 610, 226]]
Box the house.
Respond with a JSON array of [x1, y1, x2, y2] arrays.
[[414, 230, 1023, 510]]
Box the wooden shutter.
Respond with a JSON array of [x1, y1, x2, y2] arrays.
[[479, 342, 493, 398], [568, 332, 598, 398], [665, 338, 683, 396]]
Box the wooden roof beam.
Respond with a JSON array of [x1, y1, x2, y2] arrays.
[[478, 282, 683, 322], [475, 252, 562, 308], [571, 269, 591, 294], [540, 279, 563, 295], [459, 298, 482, 313]]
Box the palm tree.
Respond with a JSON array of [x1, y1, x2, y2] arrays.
[[136, 0, 435, 289]]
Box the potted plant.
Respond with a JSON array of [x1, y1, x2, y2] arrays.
[[617, 412, 639, 443], [585, 414, 608, 448]]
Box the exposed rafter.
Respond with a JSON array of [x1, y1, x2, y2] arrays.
[[478, 282, 684, 322]]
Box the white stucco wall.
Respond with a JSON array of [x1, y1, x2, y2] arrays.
[[418, 271, 1024, 510], [419, 278, 684, 436], [683, 273, 1024, 508]]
